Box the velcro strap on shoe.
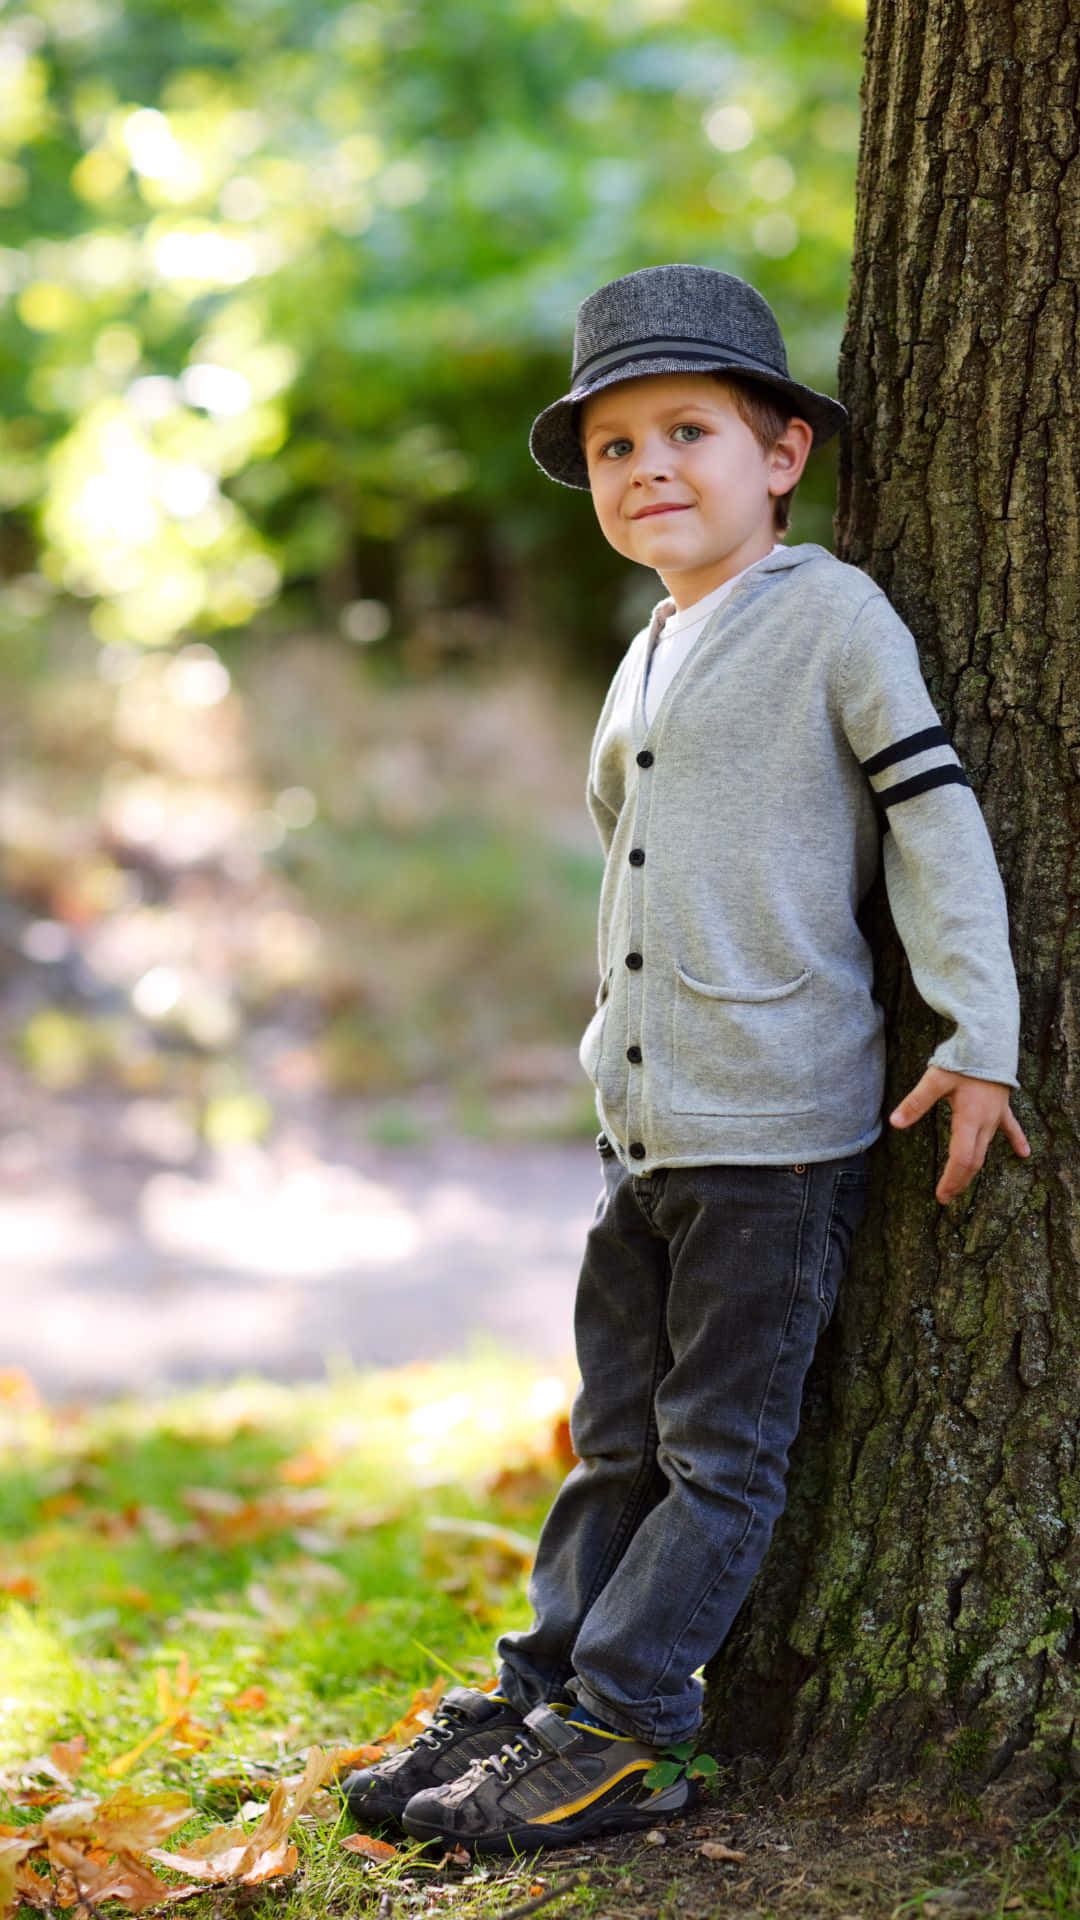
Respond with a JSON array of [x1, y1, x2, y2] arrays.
[[523, 1705, 579, 1752]]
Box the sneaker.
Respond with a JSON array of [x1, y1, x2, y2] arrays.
[[401, 1703, 692, 1854], [342, 1687, 527, 1826]]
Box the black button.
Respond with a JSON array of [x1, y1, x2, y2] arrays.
[[628, 848, 645, 867], [625, 951, 643, 970], [636, 750, 654, 768], [627, 1045, 642, 1064], [629, 1141, 646, 1160]]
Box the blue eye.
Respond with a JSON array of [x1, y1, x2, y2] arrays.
[[601, 438, 633, 459], [672, 423, 704, 443]]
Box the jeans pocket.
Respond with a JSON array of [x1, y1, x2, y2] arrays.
[[671, 963, 816, 1115]]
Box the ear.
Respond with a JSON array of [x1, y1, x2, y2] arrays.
[[768, 416, 813, 499]]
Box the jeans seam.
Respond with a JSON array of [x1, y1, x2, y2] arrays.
[[648, 1162, 815, 1700], [571, 1251, 670, 1637], [816, 1174, 844, 1311]]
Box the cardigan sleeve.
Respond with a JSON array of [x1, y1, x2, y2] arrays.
[[836, 592, 1021, 1088]]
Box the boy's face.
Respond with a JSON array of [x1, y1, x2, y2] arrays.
[[580, 372, 811, 610]]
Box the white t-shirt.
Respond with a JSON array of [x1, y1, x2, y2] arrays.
[[643, 546, 783, 725]]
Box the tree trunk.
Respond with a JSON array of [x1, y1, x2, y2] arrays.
[[703, 0, 1080, 1801]]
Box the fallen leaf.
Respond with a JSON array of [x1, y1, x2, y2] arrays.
[[486, 1464, 556, 1506], [45, 1841, 178, 1914], [93, 1787, 194, 1852], [297, 1791, 341, 1823], [424, 1516, 535, 1565], [444, 1843, 470, 1866], [228, 1687, 269, 1714], [50, 1737, 88, 1782], [107, 1658, 201, 1777], [0, 1850, 15, 1920], [643, 1828, 667, 1845], [149, 1743, 336, 1887], [0, 1838, 43, 1869], [181, 1486, 330, 1545], [330, 1744, 386, 1772], [41, 1800, 101, 1839], [699, 1840, 746, 1862], [168, 1715, 213, 1756], [374, 1677, 446, 1748], [340, 1835, 399, 1861], [14, 1861, 54, 1910], [0, 1575, 39, 1600], [276, 1444, 338, 1486], [0, 1369, 39, 1408], [551, 1414, 577, 1467]]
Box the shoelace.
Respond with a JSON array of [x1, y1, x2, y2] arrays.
[[409, 1701, 468, 1753], [477, 1730, 544, 1785]]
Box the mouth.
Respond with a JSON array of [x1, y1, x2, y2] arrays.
[[631, 504, 692, 520]]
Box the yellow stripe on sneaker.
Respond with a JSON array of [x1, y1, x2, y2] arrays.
[[528, 1759, 656, 1825], [564, 1719, 629, 1740]]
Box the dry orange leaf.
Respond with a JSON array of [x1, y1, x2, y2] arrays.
[[340, 1835, 398, 1862], [699, 1840, 747, 1862], [149, 1743, 336, 1888], [0, 1369, 39, 1408], [374, 1676, 446, 1748], [181, 1486, 330, 1545], [49, 1737, 88, 1782], [276, 1444, 337, 1486], [167, 1716, 213, 1756], [0, 1575, 40, 1601], [329, 1744, 386, 1772], [45, 1841, 174, 1914], [551, 1415, 577, 1467], [227, 1686, 269, 1714], [14, 1861, 54, 1910], [107, 1658, 201, 1778], [0, 1838, 42, 1869], [92, 1787, 194, 1853]]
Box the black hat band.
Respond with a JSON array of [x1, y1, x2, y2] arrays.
[[573, 334, 787, 388]]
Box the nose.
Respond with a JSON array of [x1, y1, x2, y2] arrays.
[[629, 434, 672, 485]]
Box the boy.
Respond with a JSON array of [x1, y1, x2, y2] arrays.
[[344, 264, 1029, 1853]]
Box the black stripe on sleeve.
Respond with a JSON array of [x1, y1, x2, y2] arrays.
[[876, 764, 971, 811], [860, 725, 951, 776]]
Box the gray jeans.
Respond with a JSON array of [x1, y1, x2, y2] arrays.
[[497, 1147, 870, 1747]]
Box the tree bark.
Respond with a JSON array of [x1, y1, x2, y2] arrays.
[[703, 0, 1080, 1801]]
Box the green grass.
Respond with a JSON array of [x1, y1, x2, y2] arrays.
[[3, 1365, 1080, 1920], [0, 1357, 583, 1918]]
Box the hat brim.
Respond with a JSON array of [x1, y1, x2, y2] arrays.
[[529, 355, 848, 490]]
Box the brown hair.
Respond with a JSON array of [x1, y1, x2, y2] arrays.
[[714, 374, 799, 533]]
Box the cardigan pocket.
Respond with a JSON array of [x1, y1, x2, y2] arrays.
[[671, 964, 816, 1115], [578, 967, 613, 1086]]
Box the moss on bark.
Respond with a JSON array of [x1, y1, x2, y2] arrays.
[[703, 0, 1080, 1801]]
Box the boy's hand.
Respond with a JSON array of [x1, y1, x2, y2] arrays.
[[889, 1067, 1031, 1205]]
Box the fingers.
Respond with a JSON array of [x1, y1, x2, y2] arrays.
[[1001, 1104, 1032, 1159], [935, 1105, 1031, 1204], [889, 1068, 955, 1129], [936, 1123, 991, 1204]]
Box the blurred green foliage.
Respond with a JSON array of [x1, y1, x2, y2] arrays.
[[1, 0, 863, 673]]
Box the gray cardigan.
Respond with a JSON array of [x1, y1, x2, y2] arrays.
[[581, 543, 1020, 1171]]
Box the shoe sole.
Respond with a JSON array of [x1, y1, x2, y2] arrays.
[[342, 1789, 409, 1827], [402, 1779, 692, 1855]]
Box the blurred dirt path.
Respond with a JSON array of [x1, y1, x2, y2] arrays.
[[0, 1070, 598, 1400]]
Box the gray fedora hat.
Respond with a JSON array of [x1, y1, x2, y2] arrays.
[[530, 263, 847, 489]]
